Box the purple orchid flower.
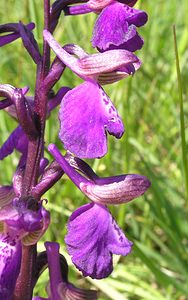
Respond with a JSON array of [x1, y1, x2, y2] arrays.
[[48, 144, 150, 279], [0, 185, 50, 247], [65, 1, 147, 52], [0, 186, 50, 299], [92, 2, 148, 52], [43, 30, 139, 158], [64, 1, 147, 53], [65, 202, 133, 279]]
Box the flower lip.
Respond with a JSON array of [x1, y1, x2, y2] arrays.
[[65, 203, 132, 279], [58, 81, 124, 159]]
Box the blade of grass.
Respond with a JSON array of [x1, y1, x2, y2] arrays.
[[173, 25, 188, 203]]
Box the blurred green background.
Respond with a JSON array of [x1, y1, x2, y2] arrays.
[[1, 0, 188, 299]]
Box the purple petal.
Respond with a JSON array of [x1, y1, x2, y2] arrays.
[[88, 0, 113, 11], [81, 174, 151, 204], [0, 126, 28, 160], [92, 2, 147, 52], [0, 186, 15, 208], [47, 87, 71, 114], [64, 4, 92, 15], [59, 81, 124, 158], [13, 165, 25, 196], [47, 146, 150, 205], [0, 232, 22, 300], [0, 198, 50, 235], [116, 30, 144, 52], [78, 49, 138, 75], [98, 59, 142, 85], [65, 203, 132, 279], [121, 4, 148, 27], [58, 282, 97, 300], [22, 205, 50, 246]]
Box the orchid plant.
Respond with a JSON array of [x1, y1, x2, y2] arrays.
[[0, 0, 149, 299]]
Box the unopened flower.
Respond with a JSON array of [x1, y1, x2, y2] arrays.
[[0, 22, 35, 47], [43, 30, 139, 158]]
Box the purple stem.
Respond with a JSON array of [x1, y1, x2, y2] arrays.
[[43, 57, 66, 91], [48, 144, 89, 188], [14, 1, 51, 299], [42, 0, 51, 77], [21, 0, 51, 196], [32, 161, 64, 199], [13, 245, 37, 300]]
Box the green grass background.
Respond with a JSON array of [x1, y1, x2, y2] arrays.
[[0, 0, 188, 299]]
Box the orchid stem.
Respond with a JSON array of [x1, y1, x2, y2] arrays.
[[13, 245, 37, 300], [14, 1, 51, 299]]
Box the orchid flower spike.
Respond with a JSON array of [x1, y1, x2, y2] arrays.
[[47, 145, 150, 278]]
